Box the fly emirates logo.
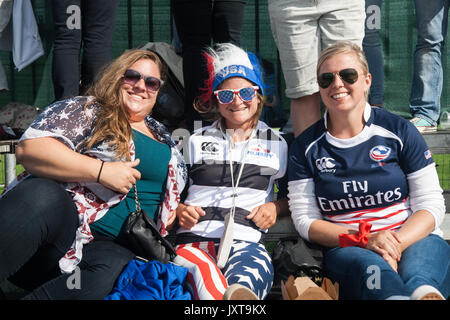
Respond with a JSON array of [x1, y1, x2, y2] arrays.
[[318, 180, 402, 212]]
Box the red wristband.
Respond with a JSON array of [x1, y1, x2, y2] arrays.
[[339, 221, 372, 248]]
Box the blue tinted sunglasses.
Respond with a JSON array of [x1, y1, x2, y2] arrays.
[[214, 86, 259, 104]]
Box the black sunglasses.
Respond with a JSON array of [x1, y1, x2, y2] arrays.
[[123, 69, 164, 92], [317, 68, 359, 89]]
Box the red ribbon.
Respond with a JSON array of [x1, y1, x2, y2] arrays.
[[339, 221, 372, 248]]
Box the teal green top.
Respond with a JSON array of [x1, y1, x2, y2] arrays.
[[90, 129, 171, 239]]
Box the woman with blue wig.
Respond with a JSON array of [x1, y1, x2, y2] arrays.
[[173, 43, 290, 300]]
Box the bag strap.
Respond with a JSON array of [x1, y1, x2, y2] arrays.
[[131, 183, 176, 258], [133, 184, 141, 212]]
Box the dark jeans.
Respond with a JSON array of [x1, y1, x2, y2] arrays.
[[173, 0, 246, 131], [0, 178, 134, 300], [51, 0, 120, 100], [363, 0, 384, 106]]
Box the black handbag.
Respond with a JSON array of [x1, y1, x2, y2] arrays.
[[121, 185, 176, 263]]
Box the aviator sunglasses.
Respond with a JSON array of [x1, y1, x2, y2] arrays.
[[317, 68, 359, 89], [214, 86, 259, 104], [123, 69, 164, 92]]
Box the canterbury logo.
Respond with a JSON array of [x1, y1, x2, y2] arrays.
[[316, 157, 336, 173], [201, 142, 219, 153]]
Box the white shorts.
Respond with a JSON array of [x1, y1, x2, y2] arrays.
[[268, 0, 365, 99]]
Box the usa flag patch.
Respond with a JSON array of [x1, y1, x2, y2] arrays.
[[424, 149, 432, 159]]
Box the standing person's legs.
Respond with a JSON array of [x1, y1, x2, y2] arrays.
[[318, 0, 365, 48], [51, 0, 82, 100], [80, 0, 120, 95], [212, 0, 246, 44], [268, 0, 322, 137], [363, 0, 384, 107], [0, 178, 78, 290], [173, 0, 213, 132], [289, 94, 321, 138], [409, 0, 449, 126], [398, 234, 450, 298]]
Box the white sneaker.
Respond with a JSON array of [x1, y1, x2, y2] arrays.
[[410, 285, 445, 300], [223, 284, 259, 300]]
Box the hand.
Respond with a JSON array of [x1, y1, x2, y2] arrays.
[[176, 203, 205, 229], [98, 159, 142, 194], [246, 202, 277, 230], [166, 210, 177, 231], [366, 230, 402, 270], [383, 253, 399, 272]]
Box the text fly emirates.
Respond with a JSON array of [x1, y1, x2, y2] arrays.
[[317, 180, 402, 212]]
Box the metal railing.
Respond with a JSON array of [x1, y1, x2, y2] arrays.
[[0, 140, 18, 188]]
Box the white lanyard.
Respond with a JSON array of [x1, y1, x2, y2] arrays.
[[228, 129, 255, 218], [217, 128, 255, 269]]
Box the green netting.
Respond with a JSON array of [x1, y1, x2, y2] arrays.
[[1, 0, 450, 118]]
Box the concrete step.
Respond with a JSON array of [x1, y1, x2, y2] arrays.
[[422, 130, 450, 154]]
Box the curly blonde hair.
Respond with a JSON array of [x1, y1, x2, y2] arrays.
[[82, 49, 165, 160]]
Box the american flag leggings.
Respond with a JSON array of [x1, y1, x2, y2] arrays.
[[174, 240, 274, 300]]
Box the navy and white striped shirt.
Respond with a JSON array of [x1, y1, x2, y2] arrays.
[[177, 120, 288, 243]]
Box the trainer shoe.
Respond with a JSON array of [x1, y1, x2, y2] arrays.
[[410, 285, 445, 300], [410, 117, 437, 133], [223, 284, 259, 300], [439, 111, 450, 130]]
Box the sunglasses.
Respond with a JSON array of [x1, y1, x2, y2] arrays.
[[317, 68, 359, 89], [214, 86, 259, 104], [123, 69, 164, 92]]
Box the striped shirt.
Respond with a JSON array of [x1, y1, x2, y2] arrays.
[[177, 120, 288, 243], [288, 104, 445, 240]]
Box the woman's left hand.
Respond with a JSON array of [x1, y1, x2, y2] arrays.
[[246, 202, 278, 230]]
